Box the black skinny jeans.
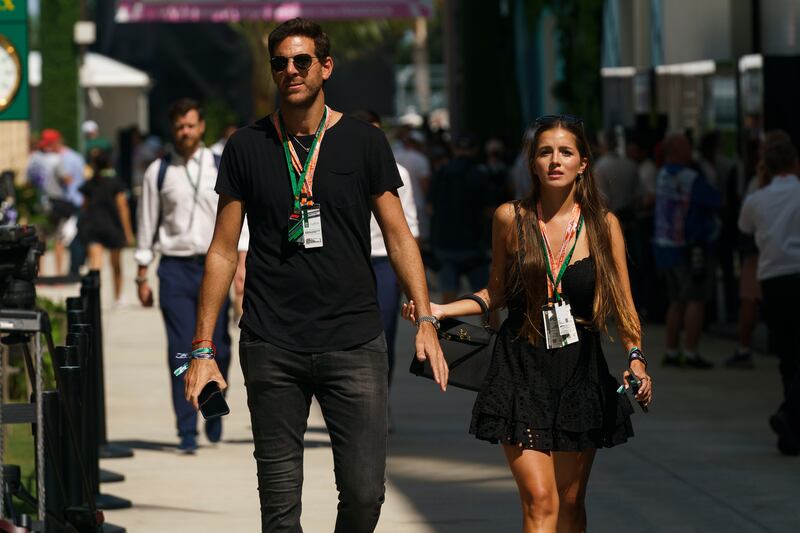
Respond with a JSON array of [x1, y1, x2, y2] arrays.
[[239, 329, 388, 533]]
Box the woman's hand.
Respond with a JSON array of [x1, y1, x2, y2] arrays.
[[623, 360, 652, 407], [401, 300, 444, 325]]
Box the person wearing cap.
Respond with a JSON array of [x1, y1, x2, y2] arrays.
[[429, 133, 497, 303], [82, 120, 113, 162], [33, 129, 86, 275]]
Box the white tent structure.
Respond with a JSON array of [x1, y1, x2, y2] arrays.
[[30, 51, 151, 142]]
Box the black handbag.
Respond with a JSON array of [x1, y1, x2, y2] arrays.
[[409, 294, 496, 392]]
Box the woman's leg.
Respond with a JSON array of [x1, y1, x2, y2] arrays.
[[110, 248, 123, 301], [503, 445, 559, 533], [87, 243, 104, 271], [553, 449, 596, 533]]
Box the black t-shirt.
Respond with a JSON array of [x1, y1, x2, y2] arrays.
[[216, 114, 403, 352]]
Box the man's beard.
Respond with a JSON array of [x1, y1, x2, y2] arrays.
[[281, 82, 322, 109]]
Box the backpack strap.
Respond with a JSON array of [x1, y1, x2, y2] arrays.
[[153, 153, 172, 245]]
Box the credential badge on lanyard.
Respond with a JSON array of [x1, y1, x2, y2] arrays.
[[272, 106, 330, 248], [538, 203, 583, 349]]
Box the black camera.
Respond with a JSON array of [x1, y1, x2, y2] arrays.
[[0, 225, 44, 309]]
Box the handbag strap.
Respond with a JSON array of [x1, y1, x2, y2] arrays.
[[455, 293, 493, 332]]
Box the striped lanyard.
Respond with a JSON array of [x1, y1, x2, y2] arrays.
[[271, 106, 330, 211], [537, 202, 583, 301]]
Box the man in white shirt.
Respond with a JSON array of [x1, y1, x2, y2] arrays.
[[737, 130, 800, 455], [355, 110, 420, 387], [393, 128, 431, 242], [135, 98, 247, 454]]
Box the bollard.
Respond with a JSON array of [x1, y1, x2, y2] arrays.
[[56, 353, 85, 511], [42, 390, 65, 533], [80, 272, 134, 460]]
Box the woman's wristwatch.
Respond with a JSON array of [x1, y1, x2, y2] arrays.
[[628, 347, 647, 368]]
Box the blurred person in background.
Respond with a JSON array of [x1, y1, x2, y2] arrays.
[[725, 172, 762, 370], [79, 150, 135, 306], [594, 130, 639, 230], [429, 133, 495, 303], [485, 137, 514, 204], [135, 98, 248, 454], [698, 130, 739, 320], [737, 130, 800, 455], [394, 127, 432, 243], [33, 129, 86, 275], [82, 120, 113, 162], [211, 121, 239, 157], [353, 110, 419, 394], [654, 133, 721, 369], [626, 133, 659, 316]]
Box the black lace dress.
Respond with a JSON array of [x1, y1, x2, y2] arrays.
[[469, 256, 635, 451]]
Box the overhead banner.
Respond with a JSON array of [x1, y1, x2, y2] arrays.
[[115, 0, 433, 22]]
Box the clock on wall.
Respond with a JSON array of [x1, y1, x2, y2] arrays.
[[0, 34, 22, 112]]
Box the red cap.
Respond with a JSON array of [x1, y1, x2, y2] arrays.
[[38, 129, 62, 149]]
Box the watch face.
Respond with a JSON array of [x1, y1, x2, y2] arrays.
[[0, 35, 22, 112]]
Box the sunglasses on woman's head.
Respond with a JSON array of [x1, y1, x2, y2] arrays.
[[270, 54, 318, 72], [534, 114, 584, 127]]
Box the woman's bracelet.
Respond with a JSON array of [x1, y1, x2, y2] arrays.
[[628, 346, 647, 368]]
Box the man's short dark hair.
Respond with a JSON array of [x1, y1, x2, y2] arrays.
[[762, 130, 798, 176], [168, 98, 204, 123], [268, 18, 330, 59]]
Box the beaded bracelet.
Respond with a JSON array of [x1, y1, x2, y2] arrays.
[[628, 346, 647, 368]]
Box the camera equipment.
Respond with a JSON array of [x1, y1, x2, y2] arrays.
[[0, 225, 44, 310]]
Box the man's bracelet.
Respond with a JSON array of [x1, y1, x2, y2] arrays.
[[628, 347, 647, 368], [135, 276, 148, 285]]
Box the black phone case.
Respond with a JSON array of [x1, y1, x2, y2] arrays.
[[198, 381, 230, 419]]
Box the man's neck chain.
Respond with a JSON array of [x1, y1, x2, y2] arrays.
[[291, 134, 311, 153]]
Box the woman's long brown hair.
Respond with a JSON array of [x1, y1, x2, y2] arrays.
[[507, 119, 641, 345]]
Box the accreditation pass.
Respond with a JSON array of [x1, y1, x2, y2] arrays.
[[302, 205, 323, 248]]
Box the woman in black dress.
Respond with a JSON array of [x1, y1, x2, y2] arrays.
[[79, 151, 135, 304], [404, 115, 652, 532]]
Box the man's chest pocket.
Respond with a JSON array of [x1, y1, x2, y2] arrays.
[[318, 168, 362, 208]]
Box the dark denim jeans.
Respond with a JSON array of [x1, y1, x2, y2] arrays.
[[239, 329, 388, 533]]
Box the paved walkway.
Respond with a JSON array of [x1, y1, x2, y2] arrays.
[[34, 251, 800, 532]]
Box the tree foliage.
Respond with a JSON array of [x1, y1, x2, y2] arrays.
[[40, 0, 80, 147]]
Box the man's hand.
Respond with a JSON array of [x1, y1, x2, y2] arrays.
[[184, 359, 228, 410], [415, 322, 448, 391], [137, 281, 154, 307]]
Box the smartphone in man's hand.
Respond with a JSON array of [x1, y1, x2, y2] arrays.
[[198, 381, 230, 419]]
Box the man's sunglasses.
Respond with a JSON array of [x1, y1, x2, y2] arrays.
[[270, 54, 318, 72], [534, 114, 584, 127]]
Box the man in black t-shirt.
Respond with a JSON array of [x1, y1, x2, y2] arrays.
[[183, 18, 446, 532]]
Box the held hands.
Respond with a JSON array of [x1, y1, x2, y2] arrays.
[[401, 300, 444, 324], [403, 300, 449, 392], [184, 358, 228, 410], [623, 360, 653, 407]]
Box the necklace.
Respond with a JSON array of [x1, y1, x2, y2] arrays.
[[291, 134, 311, 153]]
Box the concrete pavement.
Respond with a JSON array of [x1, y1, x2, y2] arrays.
[[34, 250, 800, 532]]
